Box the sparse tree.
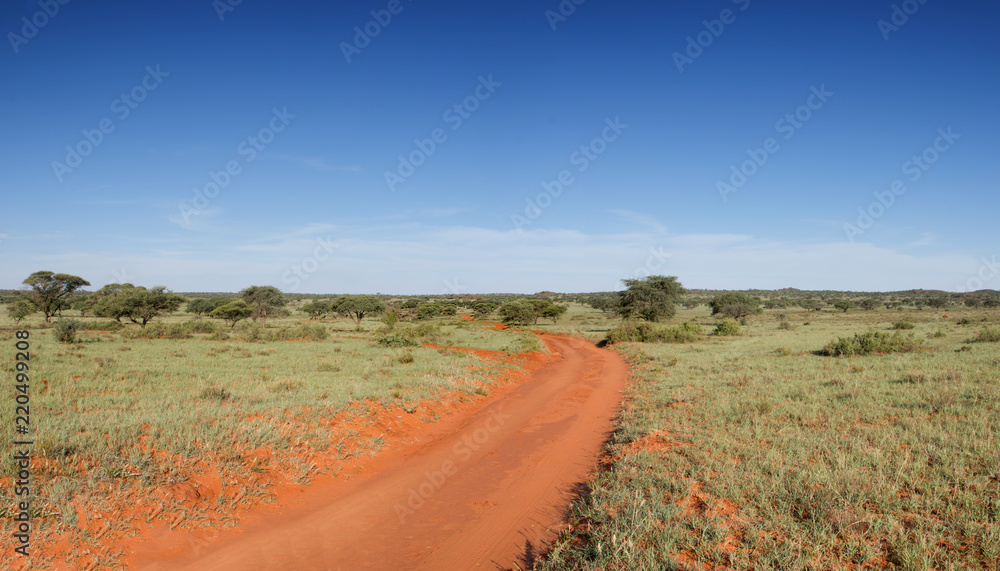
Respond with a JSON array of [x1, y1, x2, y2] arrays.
[[541, 303, 568, 324], [471, 300, 498, 319], [211, 301, 254, 328], [300, 300, 332, 319], [834, 300, 856, 313], [7, 299, 36, 324], [20, 271, 90, 322], [860, 298, 880, 311], [334, 295, 386, 330], [708, 292, 762, 321], [498, 300, 536, 326], [186, 298, 217, 318], [240, 286, 287, 327], [417, 304, 441, 319], [618, 276, 685, 322]]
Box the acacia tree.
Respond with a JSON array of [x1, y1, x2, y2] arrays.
[[240, 286, 287, 327], [541, 303, 569, 324], [21, 271, 91, 322], [211, 301, 254, 328], [618, 275, 685, 322], [334, 295, 386, 330], [300, 300, 332, 319], [834, 300, 856, 313], [185, 298, 217, 318], [7, 299, 35, 324], [94, 285, 184, 327], [708, 292, 762, 321], [498, 300, 536, 326]]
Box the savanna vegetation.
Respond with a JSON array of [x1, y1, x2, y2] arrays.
[[1, 271, 997, 569]]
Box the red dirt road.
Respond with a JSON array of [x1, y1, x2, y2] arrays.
[[132, 334, 627, 570]]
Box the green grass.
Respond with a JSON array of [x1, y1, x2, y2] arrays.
[[539, 307, 1000, 570], [0, 311, 540, 533]]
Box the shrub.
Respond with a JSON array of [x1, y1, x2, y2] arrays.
[[199, 386, 232, 401], [957, 317, 973, 325], [823, 331, 923, 356], [74, 320, 125, 331], [398, 351, 415, 364], [775, 347, 793, 356], [53, 320, 80, 343], [374, 329, 421, 347], [714, 319, 742, 336], [973, 327, 1000, 343], [892, 320, 916, 330], [605, 321, 701, 344], [930, 330, 947, 339], [777, 320, 794, 330], [122, 322, 193, 340]]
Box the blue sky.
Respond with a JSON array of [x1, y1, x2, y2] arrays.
[[1, 0, 997, 294]]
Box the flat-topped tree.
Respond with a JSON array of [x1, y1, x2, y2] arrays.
[[333, 294, 386, 330], [240, 286, 287, 327], [211, 301, 254, 328], [21, 271, 91, 322]]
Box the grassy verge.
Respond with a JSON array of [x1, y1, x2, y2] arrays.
[[0, 313, 541, 565], [538, 308, 1000, 570]]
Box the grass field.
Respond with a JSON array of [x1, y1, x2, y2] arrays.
[[2, 301, 998, 569], [539, 306, 1000, 570], [0, 310, 543, 566]]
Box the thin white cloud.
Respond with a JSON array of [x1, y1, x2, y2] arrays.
[[0, 222, 987, 294]]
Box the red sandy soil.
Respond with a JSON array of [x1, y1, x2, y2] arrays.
[[5, 333, 626, 570], [122, 333, 627, 570]]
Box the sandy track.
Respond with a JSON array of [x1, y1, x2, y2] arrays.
[[132, 333, 627, 570]]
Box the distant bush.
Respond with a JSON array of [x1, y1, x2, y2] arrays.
[[122, 322, 193, 340], [374, 325, 437, 347], [75, 320, 125, 331], [777, 320, 794, 330], [54, 320, 80, 343], [930, 330, 947, 339], [973, 327, 1000, 343], [232, 323, 327, 342], [892, 320, 916, 330], [714, 319, 742, 336], [957, 317, 973, 325], [605, 321, 701, 344], [823, 331, 923, 356]]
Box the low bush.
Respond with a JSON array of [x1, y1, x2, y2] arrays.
[[714, 319, 742, 336], [53, 320, 81, 344], [374, 325, 438, 347], [973, 326, 1000, 343], [605, 321, 701, 344], [122, 323, 193, 340], [823, 331, 923, 356], [75, 320, 125, 332], [892, 320, 916, 330]]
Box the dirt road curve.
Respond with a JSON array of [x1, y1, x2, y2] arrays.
[[133, 334, 628, 570]]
